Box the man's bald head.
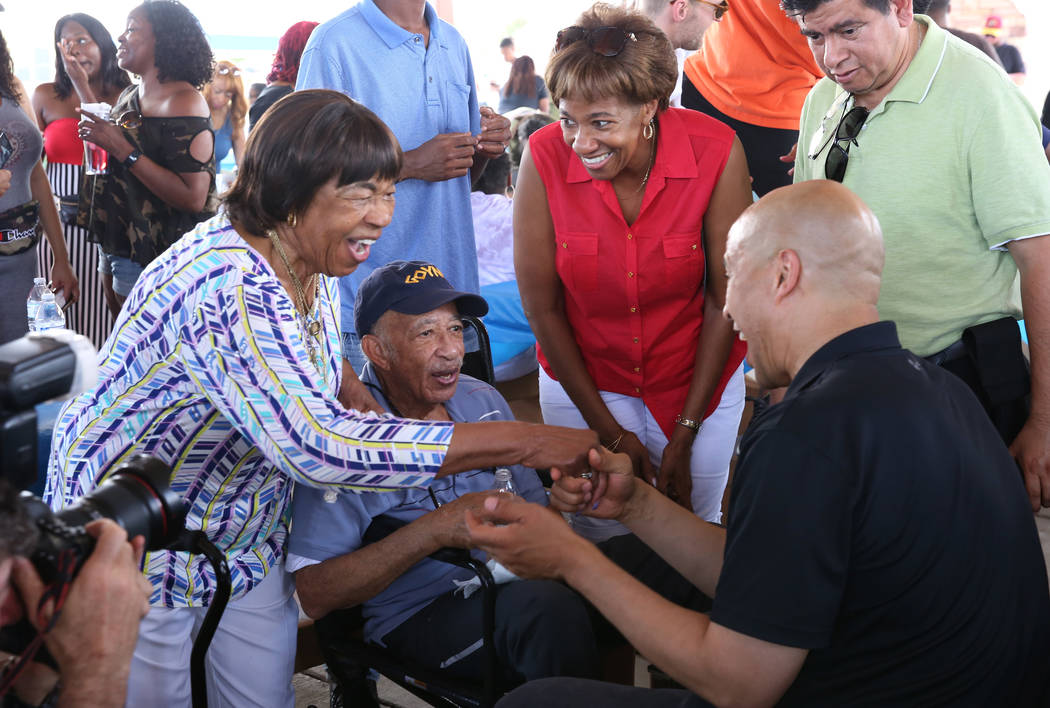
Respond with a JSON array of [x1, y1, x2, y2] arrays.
[[727, 180, 885, 306], [723, 181, 885, 387]]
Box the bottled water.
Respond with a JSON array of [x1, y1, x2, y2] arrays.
[[492, 468, 516, 495], [26, 277, 49, 332], [34, 289, 66, 332]]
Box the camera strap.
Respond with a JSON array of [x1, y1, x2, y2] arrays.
[[0, 550, 78, 698]]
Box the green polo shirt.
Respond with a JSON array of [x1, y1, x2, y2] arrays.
[[795, 15, 1050, 356]]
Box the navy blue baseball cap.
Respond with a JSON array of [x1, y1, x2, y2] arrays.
[[355, 260, 489, 336]]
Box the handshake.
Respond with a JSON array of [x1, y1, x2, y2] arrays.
[[465, 448, 645, 581]]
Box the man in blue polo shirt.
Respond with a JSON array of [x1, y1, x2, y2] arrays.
[[288, 261, 601, 688], [297, 0, 511, 413]]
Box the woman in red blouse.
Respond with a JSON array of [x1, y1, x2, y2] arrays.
[[516, 3, 751, 536]]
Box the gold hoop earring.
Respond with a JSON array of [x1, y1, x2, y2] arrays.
[[287, 212, 298, 228], [642, 118, 655, 141]]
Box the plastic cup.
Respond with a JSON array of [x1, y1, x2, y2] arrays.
[[81, 102, 112, 176], [84, 143, 108, 175]]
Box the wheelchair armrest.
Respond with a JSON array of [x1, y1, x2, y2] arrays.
[[324, 512, 503, 707]]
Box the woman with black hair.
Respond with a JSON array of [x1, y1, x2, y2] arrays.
[[0, 30, 78, 345], [33, 13, 131, 349], [77, 0, 217, 318]]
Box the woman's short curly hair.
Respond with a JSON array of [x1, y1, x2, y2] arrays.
[[545, 3, 677, 111], [137, 0, 213, 90]]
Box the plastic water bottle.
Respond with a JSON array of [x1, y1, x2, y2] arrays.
[[492, 468, 516, 495], [34, 289, 66, 332], [26, 277, 49, 332]]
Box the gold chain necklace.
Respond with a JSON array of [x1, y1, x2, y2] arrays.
[[639, 129, 656, 192], [266, 229, 324, 378]]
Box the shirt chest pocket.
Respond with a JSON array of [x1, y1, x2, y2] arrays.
[[444, 81, 472, 133], [661, 232, 704, 290], [554, 231, 599, 293]]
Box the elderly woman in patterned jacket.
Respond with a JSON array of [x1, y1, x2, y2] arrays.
[[46, 89, 599, 708]]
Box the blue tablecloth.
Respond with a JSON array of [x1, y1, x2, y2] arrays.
[[481, 280, 538, 381]]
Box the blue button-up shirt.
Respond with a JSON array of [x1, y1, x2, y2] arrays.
[[288, 365, 545, 644]]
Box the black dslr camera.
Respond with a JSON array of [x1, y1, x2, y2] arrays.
[[0, 333, 185, 582], [0, 332, 185, 686], [0, 334, 226, 708]]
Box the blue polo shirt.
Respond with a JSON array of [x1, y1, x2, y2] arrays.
[[287, 366, 546, 645], [297, 0, 482, 338]]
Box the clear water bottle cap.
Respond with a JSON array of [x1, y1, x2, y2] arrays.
[[33, 277, 46, 285]]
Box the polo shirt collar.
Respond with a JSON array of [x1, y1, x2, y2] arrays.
[[806, 15, 947, 157], [787, 321, 902, 397], [879, 15, 947, 107], [360, 0, 441, 50], [565, 107, 699, 184]]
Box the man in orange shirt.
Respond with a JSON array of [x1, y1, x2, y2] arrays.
[[681, 0, 822, 195]]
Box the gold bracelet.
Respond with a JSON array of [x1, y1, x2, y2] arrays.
[[674, 414, 702, 433], [605, 431, 626, 452]]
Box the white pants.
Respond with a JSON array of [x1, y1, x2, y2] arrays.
[[539, 364, 745, 541], [126, 565, 299, 708]]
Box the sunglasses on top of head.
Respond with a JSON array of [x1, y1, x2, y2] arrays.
[[555, 25, 638, 57]]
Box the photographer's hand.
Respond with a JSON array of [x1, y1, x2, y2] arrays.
[[12, 520, 151, 708]]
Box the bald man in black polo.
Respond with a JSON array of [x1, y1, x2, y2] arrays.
[[469, 181, 1050, 707]]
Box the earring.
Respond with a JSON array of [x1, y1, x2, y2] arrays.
[[642, 118, 655, 141], [287, 212, 298, 228]]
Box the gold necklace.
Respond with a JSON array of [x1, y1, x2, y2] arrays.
[[639, 129, 656, 192], [266, 229, 324, 377]]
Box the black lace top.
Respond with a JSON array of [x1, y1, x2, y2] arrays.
[[80, 85, 218, 266]]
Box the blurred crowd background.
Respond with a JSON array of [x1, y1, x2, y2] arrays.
[[6, 0, 1048, 134]]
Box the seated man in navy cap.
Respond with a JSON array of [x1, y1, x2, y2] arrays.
[[286, 260, 602, 686]]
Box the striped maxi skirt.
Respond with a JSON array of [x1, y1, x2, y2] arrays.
[[36, 160, 111, 352]]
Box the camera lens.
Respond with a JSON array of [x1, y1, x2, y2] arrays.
[[55, 454, 185, 551]]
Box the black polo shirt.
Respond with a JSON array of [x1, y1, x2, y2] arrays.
[[711, 322, 1050, 706]]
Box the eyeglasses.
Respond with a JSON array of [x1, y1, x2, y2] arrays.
[[115, 110, 142, 129], [694, 0, 729, 21], [216, 66, 241, 77], [555, 26, 637, 57], [825, 105, 868, 182]]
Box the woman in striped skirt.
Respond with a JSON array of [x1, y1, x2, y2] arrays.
[[33, 13, 130, 350]]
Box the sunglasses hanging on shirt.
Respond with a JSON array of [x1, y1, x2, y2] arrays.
[[824, 106, 869, 182]]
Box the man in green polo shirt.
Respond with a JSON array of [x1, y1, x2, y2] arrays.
[[788, 0, 1050, 512]]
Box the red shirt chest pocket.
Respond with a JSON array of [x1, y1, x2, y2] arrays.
[[660, 232, 704, 292], [554, 231, 599, 293]]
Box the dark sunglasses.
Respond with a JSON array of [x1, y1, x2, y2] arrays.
[[115, 109, 142, 130], [555, 25, 637, 57], [695, 0, 729, 22], [825, 106, 868, 182]]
